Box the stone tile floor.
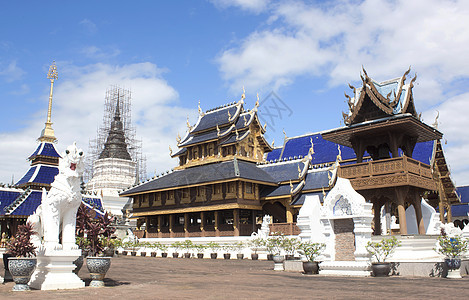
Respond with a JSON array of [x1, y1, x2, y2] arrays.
[[1, 255, 468, 299]]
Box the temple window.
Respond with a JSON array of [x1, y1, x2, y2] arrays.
[[182, 188, 189, 198], [193, 148, 199, 159], [245, 182, 253, 194], [228, 182, 236, 193], [168, 191, 174, 200], [208, 143, 214, 156], [214, 184, 222, 195]]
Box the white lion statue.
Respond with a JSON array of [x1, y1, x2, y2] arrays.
[[251, 215, 271, 239], [29, 142, 85, 250]]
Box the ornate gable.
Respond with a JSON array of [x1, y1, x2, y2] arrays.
[[343, 67, 418, 125]]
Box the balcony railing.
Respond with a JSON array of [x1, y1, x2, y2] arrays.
[[338, 156, 435, 190], [269, 223, 300, 236]]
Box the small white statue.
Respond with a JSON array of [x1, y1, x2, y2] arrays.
[[251, 215, 271, 239], [29, 142, 85, 250]]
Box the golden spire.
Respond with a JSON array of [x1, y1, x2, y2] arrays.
[[38, 61, 58, 143]]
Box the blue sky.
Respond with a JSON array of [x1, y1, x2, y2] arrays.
[[1, 0, 469, 186]]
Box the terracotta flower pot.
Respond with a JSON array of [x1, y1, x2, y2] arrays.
[[237, 254, 244, 260], [251, 253, 259, 260], [140, 252, 147, 257], [224, 253, 231, 260], [172, 252, 179, 258], [86, 257, 111, 287], [151, 252, 157, 257], [130, 251, 137, 256], [184, 253, 191, 258], [210, 253, 217, 259], [197, 253, 204, 259], [8, 257, 37, 291], [161, 252, 168, 258], [122, 251, 128, 256]]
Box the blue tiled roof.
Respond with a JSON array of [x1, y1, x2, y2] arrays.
[[0, 190, 22, 215], [40, 143, 61, 158], [33, 165, 59, 184], [179, 130, 219, 147], [82, 197, 104, 212], [303, 170, 330, 190], [267, 132, 435, 166], [260, 184, 296, 198], [291, 191, 325, 206], [16, 166, 37, 185], [451, 204, 469, 217], [28, 142, 61, 159], [259, 160, 304, 183], [191, 105, 240, 133], [10, 191, 42, 216], [456, 186, 469, 204]]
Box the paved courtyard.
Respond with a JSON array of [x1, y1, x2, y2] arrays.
[[1, 255, 468, 299]]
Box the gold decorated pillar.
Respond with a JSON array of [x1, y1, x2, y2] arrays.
[[233, 209, 240, 236], [169, 214, 174, 238], [215, 211, 220, 237], [184, 213, 189, 238], [200, 211, 205, 237]]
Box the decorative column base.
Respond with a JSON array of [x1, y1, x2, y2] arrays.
[[29, 247, 85, 290], [319, 261, 371, 276], [447, 269, 462, 279]]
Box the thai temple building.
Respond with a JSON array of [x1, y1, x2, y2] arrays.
[[121, 68, 467, 238], [0, 63, 104, 238], [86, 92, 137, 218]]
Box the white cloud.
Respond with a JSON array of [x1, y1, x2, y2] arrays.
[[0, 62, 196, 184], [210, 0, 270, 13], [79, 19, 98, 34], [217, 0, 469, 104], [0, 60, 26, 82], [216, 0, 469, 185], [80, 46, 121, 60]]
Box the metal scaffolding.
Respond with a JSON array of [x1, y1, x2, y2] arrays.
[[84, 86, 147, 183]]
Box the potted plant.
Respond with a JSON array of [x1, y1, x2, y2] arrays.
[[249, 237, 264, 260], [149, 242, 161, 257], [181, 240, 194, 258], [264, 237, 275, 261], [298, 241, 325, 274], [171, 241, 182, 258], [195, 243, 206, 259], [129, 240, 140, 256], [139, 241, 149, 257], [83, 209, 116, 287], [159, 243, 168, 258], [7, 222, 37, 291], [222, 244, 233, 259], [233, 241, 245, 259], [283, 237, 300, 260], [207, 242, 220, 259], [268, 232, 286, 270], [366, 236, 401, 277], [100, 237, 121, 257], [435, 229, 469, 279]]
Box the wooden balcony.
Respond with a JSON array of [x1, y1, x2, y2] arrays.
[[269, 223, 300, 236], [338, 156, 436, 191]]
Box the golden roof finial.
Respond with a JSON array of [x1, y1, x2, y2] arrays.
[[176, 132, 181, 144], [228, 109, 232, 120], [309, 137, 315, 155], [38, 61, 58, 143], [169, 145, 173, 156], [290, 180, 294, 194], [322, 187, 326, 198], [217, 124, 220, 136], [337, 144, 342, 162], [255, 93, 260, 107], [241, 86, 246, 101], [186, 116, 192, 131], [283, 129, 287, 140], [272, 138, 275, 147], [198, 100, 204, 116]]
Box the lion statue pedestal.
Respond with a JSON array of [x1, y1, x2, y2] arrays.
[[28, 143, 85, 290]]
